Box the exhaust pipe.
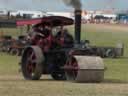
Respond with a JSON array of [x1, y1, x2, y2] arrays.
[[75, 10, 82, 44]]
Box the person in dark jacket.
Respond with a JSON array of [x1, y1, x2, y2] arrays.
[[55, 28, 74, 48]]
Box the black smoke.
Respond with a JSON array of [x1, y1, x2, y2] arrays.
[[62, 0, 82, 9]]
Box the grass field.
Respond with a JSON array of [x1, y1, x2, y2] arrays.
[[1, 24, 128, 96]]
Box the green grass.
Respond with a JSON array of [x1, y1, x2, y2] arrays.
[[1, 24, 128, 96], [0, 27, 27, 37], [0, 53, 20, 75]]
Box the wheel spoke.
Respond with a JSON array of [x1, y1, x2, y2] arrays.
[[25, 49, 37, 76], [27, 50, 36, 62], [27, 62, 36, 74], [65, 56, 78, 80]]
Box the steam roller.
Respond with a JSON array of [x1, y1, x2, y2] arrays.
[[64, 56, 104, 82], [19, 10, 105, 83]]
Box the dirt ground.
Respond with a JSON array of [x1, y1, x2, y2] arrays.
[[0, 75, 128, 96]]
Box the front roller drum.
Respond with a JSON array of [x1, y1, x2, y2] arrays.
[[64, 56, 105, 82]]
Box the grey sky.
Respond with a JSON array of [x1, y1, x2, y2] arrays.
[[0, 0, 128, 11]]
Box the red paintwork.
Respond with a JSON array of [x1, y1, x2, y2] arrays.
[[16, 16, 74, 26], [17, 19, 42, 26], [17, 16, 74, 52]]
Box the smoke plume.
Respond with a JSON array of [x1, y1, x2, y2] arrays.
[[62, 0, 82, 10]]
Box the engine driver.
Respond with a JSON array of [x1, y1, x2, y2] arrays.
[[55, 27, 74, 48]]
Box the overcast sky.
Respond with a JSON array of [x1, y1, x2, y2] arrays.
[[0, 0, 128, 11]]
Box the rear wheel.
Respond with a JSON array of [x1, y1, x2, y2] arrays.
[[21, 46, 44, 80], [51, 68, 66, 80], [51, 53, 67, 80]]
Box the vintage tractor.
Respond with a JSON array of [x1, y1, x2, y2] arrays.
[[9, 35, 29, 56], [0, 35, 13, 52], [19, 10, 105, 82]]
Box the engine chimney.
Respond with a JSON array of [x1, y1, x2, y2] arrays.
[[75, 10, 82, 44]]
